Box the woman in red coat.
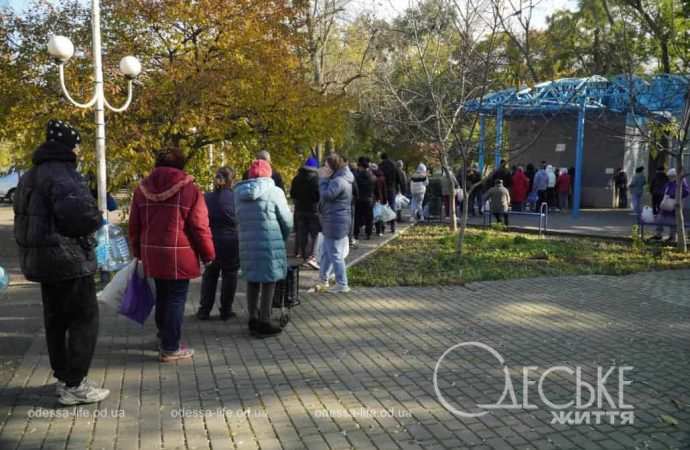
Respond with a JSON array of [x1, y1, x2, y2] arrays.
[[129, 148, 215, 362], [510, 166, 530, 211]]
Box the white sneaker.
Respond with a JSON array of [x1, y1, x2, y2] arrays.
[[55, 380, 66, 397], [328, 285, 351, 294], [58, 379, 110, 406]]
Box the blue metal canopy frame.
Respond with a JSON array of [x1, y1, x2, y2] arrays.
[[466, 74, 690, 217]]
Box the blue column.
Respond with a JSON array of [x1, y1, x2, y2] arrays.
[[495, 105, 504, 169], [572, 99, 586, 218], [478, 115, 486, 174]]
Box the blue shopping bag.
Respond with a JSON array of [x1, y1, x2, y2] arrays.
[[119, 261, 155, 325]]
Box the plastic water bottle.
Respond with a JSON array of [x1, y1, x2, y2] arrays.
[[106, 225, 131, 271], [0, 266, 9, 295], [95, 226, 110, 269]]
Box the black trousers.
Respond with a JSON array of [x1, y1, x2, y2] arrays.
[[652, 193, 664, 215], [246, 282, 276, 322], [199, 261, 238, 315], [494, 213, 509, 225], [40, 276, 99, 387], [294, 212, 320, 259], [354, 200, 374, 239]]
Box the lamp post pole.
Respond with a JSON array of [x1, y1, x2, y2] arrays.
[[48, 0, 141, 220], [92, 0, 108, 219]]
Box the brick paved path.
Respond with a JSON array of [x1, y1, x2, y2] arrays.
[[1, 269, 689, 450]]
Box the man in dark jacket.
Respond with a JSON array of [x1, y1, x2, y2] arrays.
[[379, 153, 404, 232], [14, 120, 110, 405], [354, 157, 376, 240], [290, 157, 320, 269], [650, 166, 669, 214]]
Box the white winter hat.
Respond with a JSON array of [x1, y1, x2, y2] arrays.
[[416, 163, 427, 174], [667, 168, 677, 177]]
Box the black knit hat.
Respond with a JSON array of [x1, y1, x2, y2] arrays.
[[46, 119, 81, 149]]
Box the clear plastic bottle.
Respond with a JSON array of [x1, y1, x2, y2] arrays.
[[95, 226, 110, 269], [106, 224, 131, 271]]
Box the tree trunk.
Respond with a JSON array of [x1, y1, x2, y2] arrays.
[[675, 154, 687, 252], [447, 171, 458, 232]]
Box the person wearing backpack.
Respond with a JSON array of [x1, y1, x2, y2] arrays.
[[354, 157, 376, 240], [14, 120, 109, 405]]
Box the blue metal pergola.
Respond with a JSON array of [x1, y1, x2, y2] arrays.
[[465, 74, 690, 217]]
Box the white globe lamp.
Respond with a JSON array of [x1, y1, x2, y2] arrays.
[[119, 56, 142, 79], [47, 35, 74, 63]]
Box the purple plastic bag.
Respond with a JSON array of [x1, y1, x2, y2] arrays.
[[119, 262, 155, 325]]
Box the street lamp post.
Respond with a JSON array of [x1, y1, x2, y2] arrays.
[[47, 0, 141, 220]]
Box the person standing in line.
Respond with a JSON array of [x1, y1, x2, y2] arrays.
[[346, 157, 360, 248], [372, 163, 388, 236], [532, 163, 549, 211], [615, 168, 628, 208], [289, 157, 321, 269], [510, 166, 530, 212], [545, 165, 557, 210], [650, 166, 669, 215], [650, 168, 689, 243], [197, 167, 240, 321], [396, 160, 408, 222], [440, 167, 458, 220], [556, 168, 572, 211], [629, 166, 646, 217], [378, 153, 403, 233], [317, 153, 354, 293], [235, 159, 293, 336], [242, 150, 285, 191], [354, 157, 376, 240], [466, 163, 482, 216], [485, 179, 511, 225], [14, 120, 109, 405], [129, 147, 215, 362], [409, 163, 429, 221]]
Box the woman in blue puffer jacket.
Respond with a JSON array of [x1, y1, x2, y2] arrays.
[[317, 153, 354, 293], [234, 159, 293, 336]]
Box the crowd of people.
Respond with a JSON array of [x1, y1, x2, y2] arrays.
[[11, 119, 689, 406], [10, 120, 417, 405]]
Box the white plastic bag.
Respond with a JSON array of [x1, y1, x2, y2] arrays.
[[395, 193, 410, 210], [641, 206, 654, 224], [380, 204, 397, 222], [97, 259, 155, 309], [373, 202, 384, 221], [660, 195, 676, 212], [456, 188, 465, 203]]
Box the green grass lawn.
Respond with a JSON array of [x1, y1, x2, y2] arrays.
[[349, 225, 690, 287]]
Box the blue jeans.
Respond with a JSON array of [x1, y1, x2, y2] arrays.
[[319, 236, 349, 287], [154, 279, 190, 352], [632, 193, 643, 216], [410, 192, 425, 220]]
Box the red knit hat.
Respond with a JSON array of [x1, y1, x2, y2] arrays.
[[248, 159, 272, 178]]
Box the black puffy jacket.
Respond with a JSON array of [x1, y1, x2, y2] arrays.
[[290, 167, 320, 214], [355, 168, 376, 203], [14, 142, 102, 283]]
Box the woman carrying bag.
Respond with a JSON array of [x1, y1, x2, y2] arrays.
[[129, 148, 215, 362]]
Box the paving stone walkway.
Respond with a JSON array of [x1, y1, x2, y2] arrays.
[[1, 266, 689, 450]]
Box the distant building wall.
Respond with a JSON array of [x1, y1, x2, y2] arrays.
[[507, 113, 628, 208]]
